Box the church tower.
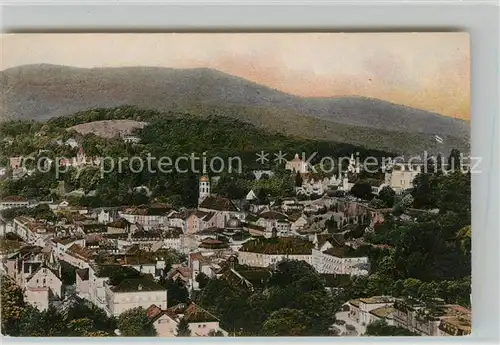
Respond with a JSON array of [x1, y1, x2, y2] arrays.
[[198, 175, 210, 205]]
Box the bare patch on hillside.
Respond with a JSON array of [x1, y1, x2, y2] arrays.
[[67, 120, 148, 138]]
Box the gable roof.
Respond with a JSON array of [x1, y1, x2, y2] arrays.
[[167, 302, 220, 323], [258, 211, 288, 221], [199, 196, 239, 212]]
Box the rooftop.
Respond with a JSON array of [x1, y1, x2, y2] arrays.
[[168, 302, 220, 323], [110, 277, 166, 293], [369, 306, 395, 319], [239, 237, 313, 255], [359, 296, 394, 304], [199, 196, 239, 212]]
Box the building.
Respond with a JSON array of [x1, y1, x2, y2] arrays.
[[237, 237, 313, 268], [254, 211, 291, 237], [198, 176, 211, 205], [147, 302, 227, 337], [186, 211, 216, 235], [285, 153, 308, 174], [384, 164, 421, 194], [346, 296, 395, 326], [0, 196, 30, 211], [24, 265, 63, 311], [119, 205, 171, 231], [393, 299, 471, 336], [123, 135, 141, 144], [290, 215, 308, 232], [104, 277, 167, 316]]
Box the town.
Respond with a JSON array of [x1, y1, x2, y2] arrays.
[[0, 125, 471, 337]]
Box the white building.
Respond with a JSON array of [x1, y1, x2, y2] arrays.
[[198, 176, 211, 205], [346, 296, 395, 326], [123, 135, 141, 144], [384, 164, 421, 194], [119, 207, 169, 231], [0, 196, 30, 211], [147, 302, 227, 337], [285, 153, 309, 174], [104, 278, 167, 316], [311, 233, 369, 276], [24, 266, 63, 311], [290, 216, 308, 232]]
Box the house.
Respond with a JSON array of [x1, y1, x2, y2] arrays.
[[186, 211, 216, 234], [107, 218, 132, 234], [4, 245, 59, 287], [104, 276, 167, 316], [60, 243, 96, 269], [281, 198, 304, 213], [384, 164, 421, 194], [255, 211, 290, 237], [65, 138, 79, 148], [97, 209, 119, 224], [346, 296, 394, 326], [24, 265, 63, 311], [237, 237, 313, 268], [312, 245, 369, 276], [123, 135, 141, 144], [0, 196, 30, 211], [251, 170, 275, 180], [169, 211, 187, 232], [147, 304, 179, 337], [119, 206, 170, 231], [76, 268, 90, 298], [198, 195, 244, 226], [392, 299, 471, 336], [437, 305, 472, 336], [245, 190, 257, 201], [147, 302, 227, 337], [9, 157, 23, 170], [285, 153, 308, 174], [290, 215, 308, 232]]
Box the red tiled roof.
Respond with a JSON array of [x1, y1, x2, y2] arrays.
[[1, 196, 28, 202]]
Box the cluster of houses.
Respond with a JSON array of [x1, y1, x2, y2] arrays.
[[343, 296, 471, 336], [0, 152, 469, 337]]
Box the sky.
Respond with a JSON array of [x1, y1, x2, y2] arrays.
[[1, 33, 470, 120]]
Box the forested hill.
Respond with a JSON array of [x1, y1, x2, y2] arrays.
[[1, 64, 470, 155], [0, 107, 394, 207]]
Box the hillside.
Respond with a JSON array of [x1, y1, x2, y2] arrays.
[[0, 64, 470, 154]]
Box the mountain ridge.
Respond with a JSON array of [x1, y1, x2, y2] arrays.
[[0, 64, 470, 154]]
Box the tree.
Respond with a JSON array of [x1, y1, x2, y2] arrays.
[[261, 308, 308, 336], [176, 318, 191, 336], [447, 149, 462, 172], [294, 171, 303, 187], [378, 186, 396, 207], [161, 278, 189, 306], [208, 329, 224, 336], [195, 272, 210, 290], [17, 306, 67, 336], [350, 182, 373, 200], [1, 278, 26, 335], [365, 319, 419, 336], [65, 301, 117, 334], [117, 307, 156, 336]]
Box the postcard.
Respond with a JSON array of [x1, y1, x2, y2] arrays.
[[0, 33, 470, 337]]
